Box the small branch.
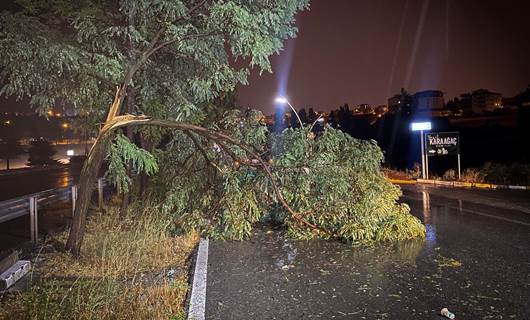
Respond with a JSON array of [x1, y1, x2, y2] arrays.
[[148, 31, 222, 56], [184, 131, 223, 173], [308, 115, 324, 133]]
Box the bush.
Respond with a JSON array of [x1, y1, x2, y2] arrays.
[[26, 138, 57, 166], [483, 162, 530, 185], [457, 163, 530, 185], [460, 168, 486, 183], [382, 168, 413, 180], [407, 163, 422, 179], [443, 169, 457, 181]]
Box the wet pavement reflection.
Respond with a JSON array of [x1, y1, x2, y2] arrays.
[[0, 166, 81, 201], [206, 187, 530, 319], [0, 166, 81, 250]]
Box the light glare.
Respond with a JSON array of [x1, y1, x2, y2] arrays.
[[411, 122, 432, 131], [275, 96, 288, 104]]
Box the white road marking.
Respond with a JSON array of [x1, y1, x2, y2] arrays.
[[188, 238, 209, 320]]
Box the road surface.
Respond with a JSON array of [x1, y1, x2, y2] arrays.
[[0, 166, 80, 201], [0, 166, 81, 251], [205, 184, 530, 319]]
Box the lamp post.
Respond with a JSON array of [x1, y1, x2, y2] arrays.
[[410, 121, 432, 180], [275, 96, 304, 128]]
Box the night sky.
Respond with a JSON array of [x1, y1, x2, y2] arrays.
[[2, 0, 530, 115], [238, 0, 530, 115]]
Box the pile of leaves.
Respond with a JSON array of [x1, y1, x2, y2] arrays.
[[130, 109, 425, 244]]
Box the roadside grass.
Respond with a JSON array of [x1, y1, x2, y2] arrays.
[[0, 200, 198, 320]]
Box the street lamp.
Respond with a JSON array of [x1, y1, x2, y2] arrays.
[[410, 121, 432, 179], [275, 96, 303, 128]]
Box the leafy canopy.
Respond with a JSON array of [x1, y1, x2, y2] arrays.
[[0, 0, 309, 122]]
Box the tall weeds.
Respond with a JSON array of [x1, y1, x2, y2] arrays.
[[0, 202, 198, 320]]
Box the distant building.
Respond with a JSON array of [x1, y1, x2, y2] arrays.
[[413, 90, 445, 116], [387, 88, 413, 114], [458, 93, 473, 115], [375, 105, 388, 114], [356, 104, 373, 114], [471, 89, 502, 114]]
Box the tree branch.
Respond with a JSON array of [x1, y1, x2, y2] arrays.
[[184, 130, 223, 173]]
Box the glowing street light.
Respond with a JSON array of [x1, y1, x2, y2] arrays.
[[275, 96, 303, 128], [275, 97, 288, 104], [410, 121, 432, 179], [410, 122, 431, 131]]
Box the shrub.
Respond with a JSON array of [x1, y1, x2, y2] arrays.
[[482, 162, 530, 186], [443, 169, 457, 181], [407, 162, 422, 179], [458, 163, 530, 186], [26, 138, 57, 166], [460, 168, 486, 183]]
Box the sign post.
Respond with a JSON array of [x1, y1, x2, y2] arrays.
[[425, 131, 461, 179], [421, 131, 429, 179], [411, 122, 432, 180], [458, 152, 460, 180]]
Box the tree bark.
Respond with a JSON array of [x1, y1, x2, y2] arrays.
[[62, 21, 240, 256], [65, 131, 113, 255]]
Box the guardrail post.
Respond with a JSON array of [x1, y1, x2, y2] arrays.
[[97, 178, 103, 209], [29, 196, 38, 244], [71, 185, 78, 216]]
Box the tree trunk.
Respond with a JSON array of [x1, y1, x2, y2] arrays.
[[119, 87, 136, 217], [6, 158, 9, 170], [65, 131, 113, 255], [119, 190, 130, 216]]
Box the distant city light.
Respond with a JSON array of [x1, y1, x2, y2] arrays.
[[66, 149, 75, 156], [410, 121, 432, 131], [4, 120, 11, 125], [61, 122, 69, 129]]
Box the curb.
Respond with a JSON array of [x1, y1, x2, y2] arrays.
[[387, 178, 416, 185], [188, 238, 209, 320], [416, 179, 530, 190], [388, 178, 530, 190]]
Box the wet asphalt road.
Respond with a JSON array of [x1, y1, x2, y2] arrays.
[[206, 184, 530, 319], [0, 166, 80, 201], [0, 166, 81, 251]]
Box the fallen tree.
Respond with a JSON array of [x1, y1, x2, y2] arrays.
[[110, 110, 425, 243]]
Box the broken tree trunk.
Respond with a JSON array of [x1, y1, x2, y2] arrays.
[[65, 131, 114, 256]]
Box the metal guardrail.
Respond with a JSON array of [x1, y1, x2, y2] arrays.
[[0, 178, 107, 244]]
